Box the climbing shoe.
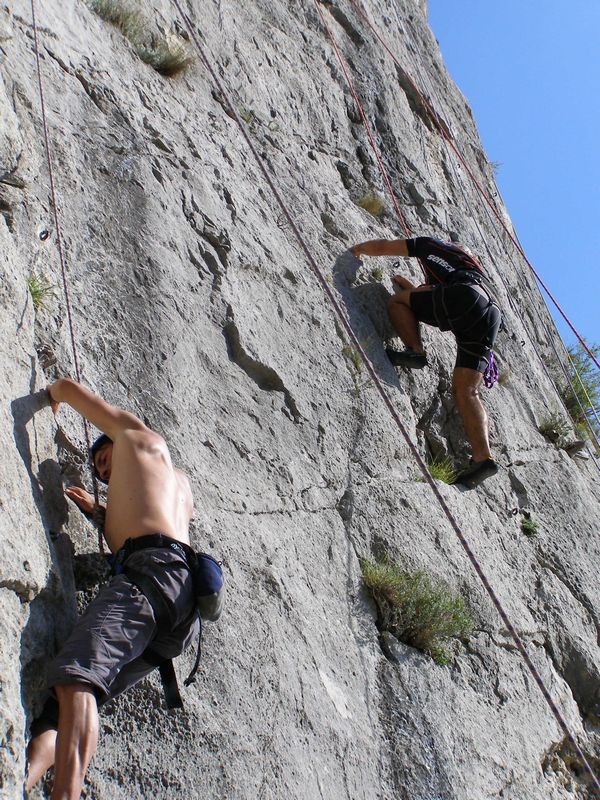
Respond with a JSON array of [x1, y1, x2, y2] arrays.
[[456, 458, 498, 488], [386, 347, 428, 369]]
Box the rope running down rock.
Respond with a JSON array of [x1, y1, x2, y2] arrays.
[[30, 0, 104, 552]]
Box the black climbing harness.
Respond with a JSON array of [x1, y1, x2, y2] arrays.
[[112, 534, 224, 709]]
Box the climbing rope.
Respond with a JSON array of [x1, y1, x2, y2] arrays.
[[30, 0, 104, 552], [343, 0, 599, 373], [174, 1, 599, 789]]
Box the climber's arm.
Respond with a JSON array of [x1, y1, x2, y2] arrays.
[[350, 239, 409, 258], [47, 379, 146, 439]]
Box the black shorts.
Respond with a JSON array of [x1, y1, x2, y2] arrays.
[[410, 284, 501, 373]]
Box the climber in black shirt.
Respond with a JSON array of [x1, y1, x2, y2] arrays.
[[350, 236, 502, 487]]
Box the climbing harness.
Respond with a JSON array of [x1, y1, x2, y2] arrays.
[[170, 1, 600, 787], [112, 534, 225, 709], [30, 0, 104, 552]]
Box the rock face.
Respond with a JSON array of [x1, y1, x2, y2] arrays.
[[1, 0, 599, 798]]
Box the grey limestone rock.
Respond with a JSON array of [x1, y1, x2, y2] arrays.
[[1, 0, 599, 798]]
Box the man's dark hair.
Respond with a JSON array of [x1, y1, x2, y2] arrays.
[[90, 433, 112, 483]]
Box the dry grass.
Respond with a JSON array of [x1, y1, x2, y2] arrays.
[[356, 190, 385, 217], [342, 344, 362, 375], [538, 412, 571, 447], [90, 0, 192, 77], [136, 35, 193, 76], [497, 367, 511, 386], [362, 559, 473, 665]]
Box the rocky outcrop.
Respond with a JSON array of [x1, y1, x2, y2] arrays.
[[1, 0, 599, 798]]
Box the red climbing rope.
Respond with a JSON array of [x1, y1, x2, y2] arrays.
[[30, 0, 103, 552], [344, 0, 599, 372], [174, 1, 600, 789]]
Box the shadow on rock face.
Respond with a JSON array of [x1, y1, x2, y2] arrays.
[[11, 389, 83, 735], [11, 389, 69, 538], [332, 251, 404, 391]]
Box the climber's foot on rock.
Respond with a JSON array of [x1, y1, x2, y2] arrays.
[[457, 458, 498, 488], [386, 347, 428, 369]]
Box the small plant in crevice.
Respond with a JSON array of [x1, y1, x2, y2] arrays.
[[538, 412, 571, 447], [521, 515, 539, 536], [239, 106, 258, 128], [89, 0, 140, 29], [342, 342, 375, 396], [135, 34, 193, 77], [27, 275, 55, 312], [89, 0, 193, 77], [370, 266, 383, 282], [427, 454, 457, 485], [361, 559, 474, 666], [356, 190, 385, 217], [489, 160, 502, 177], [574, 421, 590, 442], [342, 344, 362, 376], [276, 212, 290, 231], [497, 367, 511, 387]]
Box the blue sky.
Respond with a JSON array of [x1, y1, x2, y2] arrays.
[[428, 1, 600, 348]]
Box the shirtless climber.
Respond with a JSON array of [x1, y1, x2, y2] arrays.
[[26, 378, 200, 799], [350, 236, 502, 487]]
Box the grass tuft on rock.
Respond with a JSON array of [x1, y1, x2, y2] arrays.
[[356, 190, 385, 217], [89, 0, 192, 77], [498, 367, 511, 386], [538, 412, 571, 447], [136, 35, 193, 76], [521, 516, 539, 536], [342, 344, 362, 375], [27, 275, 55, 312], [89, 0, 142, 34], [428, 454, 457, 485], [362, 560, 473, 665]]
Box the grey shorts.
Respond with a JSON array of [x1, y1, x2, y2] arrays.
[[46, 547, 199, 704]]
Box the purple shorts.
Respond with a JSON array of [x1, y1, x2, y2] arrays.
[[46, 547, 199, 704]]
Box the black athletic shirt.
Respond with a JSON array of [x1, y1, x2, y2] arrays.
[[406, 237, 484, 285]]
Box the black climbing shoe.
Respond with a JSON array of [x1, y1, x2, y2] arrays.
[[386, 347, 428, 369], [457, 458, 499, 488]]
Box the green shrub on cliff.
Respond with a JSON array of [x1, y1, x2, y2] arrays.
[[428, 455, 457, 485], [361, 559, 473, 665]]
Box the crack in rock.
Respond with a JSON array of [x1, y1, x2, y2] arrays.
[[223, 307, 302, 423], [320, 2, 365, 47], [395, 63, 450, 137]]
